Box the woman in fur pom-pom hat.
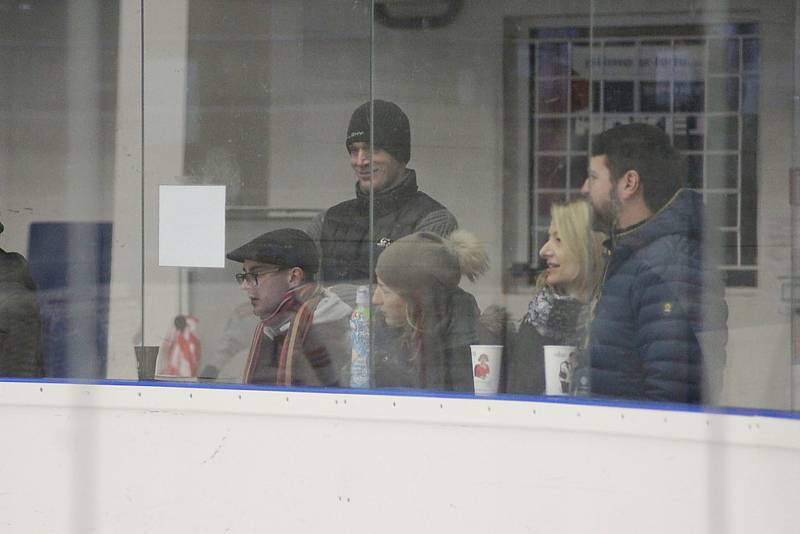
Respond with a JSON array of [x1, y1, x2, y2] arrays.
[[372, 230, 489, 392]]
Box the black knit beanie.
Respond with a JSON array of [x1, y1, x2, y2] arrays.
[[346, 100, 411, 164]]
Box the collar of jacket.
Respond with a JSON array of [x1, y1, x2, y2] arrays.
[[606, 188, 700, 255], [354, 169, 419, 216]]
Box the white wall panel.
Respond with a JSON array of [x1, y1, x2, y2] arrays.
[[0, 381, 797, 533]]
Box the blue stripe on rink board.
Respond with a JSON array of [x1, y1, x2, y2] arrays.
[[2, 376, 799, 421]]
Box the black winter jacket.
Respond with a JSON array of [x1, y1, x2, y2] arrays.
[[318, 170, 456, 284], [587, 189, 728, 403], [506, 287, 589, 395], [0, 245, 45, 378]]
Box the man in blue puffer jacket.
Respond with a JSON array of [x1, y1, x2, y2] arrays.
[[581, 124, 728, 404]]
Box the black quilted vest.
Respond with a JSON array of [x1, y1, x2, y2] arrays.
[[319, 170, 447, 283]]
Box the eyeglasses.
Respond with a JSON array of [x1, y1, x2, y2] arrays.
[[234, 268, 282, 286]]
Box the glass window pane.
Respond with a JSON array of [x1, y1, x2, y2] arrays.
[[686, 154, 704, 189], [142, 0, 372, 387], [2, 1, 128, 379], [640, 81, 671, 112], [602, 81, 634, 112], [5, 0, 796, 425], [708, 76, 740, 112], [675, 81, 705, 112], [706, 154, 739, 189], [674, 40, 705, 80], [707, 115, 739, 150], [538, 41, 569, 76], [538, 118, 568, 151], [708, 38, 740, 74], [537, 156, 567, 188], [673, 115, 705, 150], [538, 78, 569, 113], [569, 155, 588, 189]]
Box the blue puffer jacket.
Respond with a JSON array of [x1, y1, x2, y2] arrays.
[[587, 189, 728, 403]]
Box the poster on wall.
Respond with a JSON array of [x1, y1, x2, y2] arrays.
[[159, 185, 226, 268]]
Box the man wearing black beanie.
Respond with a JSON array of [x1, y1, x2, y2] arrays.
[[308, 99, 458, 292]]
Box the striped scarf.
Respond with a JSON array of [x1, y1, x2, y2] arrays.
[[242, 283, 325, 385]]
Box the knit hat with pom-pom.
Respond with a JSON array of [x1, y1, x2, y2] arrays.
[[375, 230, 488, 293]]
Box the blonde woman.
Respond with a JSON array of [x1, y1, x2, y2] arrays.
[[506, 199, 605, 395]]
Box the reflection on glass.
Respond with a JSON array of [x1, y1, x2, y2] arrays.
[[602, 81, 634, 112], [708, 77, 740, 113], [640, 81, 671, 112], [707, 116, 739, 150], [570, 42, 592, 78], [537, 156, 567, 189], [1, 2, 121, 379], [708, 38, 740, 74], [569, 156, 588, 190], [742, 75, 759, 113], [2, 1, 795, 414], [743, 38, 760, 72], [674, 81, 705, 112], [673, 115, 704, 150], [537, 118, 568, 151], [673, 40, 705, 81], [686, 154, 704, 189], [706, 154, 739, 190], [538, 79, 569, 113], [602, 42, 637, 78], [639, 41, 672, 79], [537, 42, 569, 76]]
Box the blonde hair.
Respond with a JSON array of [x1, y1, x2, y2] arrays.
[[536, 199, 605, 301]]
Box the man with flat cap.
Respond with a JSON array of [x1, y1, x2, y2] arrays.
[[227, 228, 351, 386], [308, 100, 457, 290]]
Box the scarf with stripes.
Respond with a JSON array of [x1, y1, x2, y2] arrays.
[[242, 283, 327, 385]]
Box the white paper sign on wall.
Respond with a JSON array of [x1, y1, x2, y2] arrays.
[[158, 185, 226, 268]]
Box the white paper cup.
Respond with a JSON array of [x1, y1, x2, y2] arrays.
[[470, 345, 503, 396], [543, 345, 578, 395]]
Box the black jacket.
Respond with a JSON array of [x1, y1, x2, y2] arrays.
[[373, 287, 481, 393], [319, 170, 455, 284], [0, 244, 45, 378], [505, 286, 589, 395]]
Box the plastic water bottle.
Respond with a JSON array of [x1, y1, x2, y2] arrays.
[[349, 285, 371, 388]]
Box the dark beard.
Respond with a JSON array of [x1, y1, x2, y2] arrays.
[[590, 187, 620, 233], [591, 210, 613, 233]]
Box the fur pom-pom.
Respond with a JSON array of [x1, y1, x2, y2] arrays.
[[446, 229, 489, 282]]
